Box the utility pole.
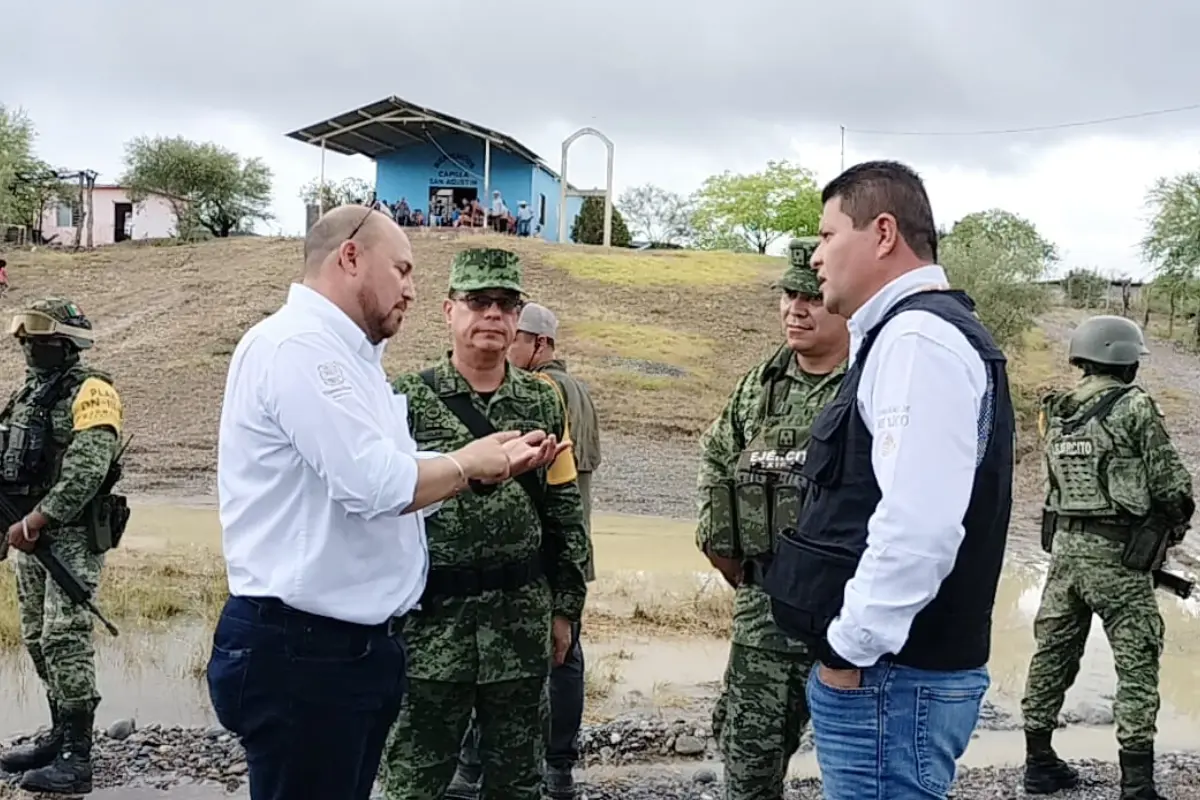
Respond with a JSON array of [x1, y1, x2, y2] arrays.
[[840, 125, 846, 172]]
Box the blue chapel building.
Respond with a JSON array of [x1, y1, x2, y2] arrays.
[[286, 96, 584, 241]]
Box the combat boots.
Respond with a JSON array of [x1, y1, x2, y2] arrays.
[[1022, 730, 1079, 794], [543, 764, 577, 799], [443, 763, 481, 800], [0, 694, 64, 774], [1119, 748, 1166, 800], [18, 705, 94, 795]]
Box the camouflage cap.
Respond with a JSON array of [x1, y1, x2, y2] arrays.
[[12, 297, 94, 349], [775, 237, 822, 297], [448, 248, 525, 294]]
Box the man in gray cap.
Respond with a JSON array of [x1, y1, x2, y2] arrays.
[[510, 301, 600, 799]]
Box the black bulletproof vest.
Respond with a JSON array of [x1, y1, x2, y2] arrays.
[[762, 288, 1014, 671]]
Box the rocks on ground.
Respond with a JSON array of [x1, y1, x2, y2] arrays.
[[0, 704, 1184, 798], [574, 753, 1200, 800]]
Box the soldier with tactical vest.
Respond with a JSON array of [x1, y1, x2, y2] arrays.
[[1022, 315, 1194, 800], [696, 238, 848, 800], [0, 298, 128, 795]]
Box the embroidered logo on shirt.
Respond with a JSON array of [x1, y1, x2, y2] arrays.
[[317, 362, 346, 387]]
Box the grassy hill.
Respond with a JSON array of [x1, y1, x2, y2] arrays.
[[0, 232, 793, 494], [0, 231, 1059, 495]]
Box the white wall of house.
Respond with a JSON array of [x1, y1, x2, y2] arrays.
[[40, 186, 178, 245]]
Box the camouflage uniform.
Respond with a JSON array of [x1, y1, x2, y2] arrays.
[[379, 250, 589, 800], [0, 298, 126, 795], [1021, 315, 1193, 800], [697, 244, 845, 800]]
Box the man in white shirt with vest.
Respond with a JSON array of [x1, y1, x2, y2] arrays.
[[207, 205, 565, 800], [763, 161, 1014, 799]]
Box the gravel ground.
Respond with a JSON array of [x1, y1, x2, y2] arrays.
[[591, 431, 701, 520], [3, 705, 1186, 799], [574, 753, 1200, 800]]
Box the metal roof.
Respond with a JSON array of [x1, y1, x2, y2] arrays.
[[284, 96, 560, 177]]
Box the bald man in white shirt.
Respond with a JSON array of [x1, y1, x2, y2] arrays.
[[206, 206, 566, 800]]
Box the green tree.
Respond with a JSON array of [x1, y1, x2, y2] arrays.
[[939, 209, 1054, 351], [570, 196, 631, 247], [1140, 170, 1200, 344], [0, 106, 78, 241], [120, 135, 274, 239], [299, 176, 372, 211], [690, 159, 821, 254], [1061, 268, 1109, 309], [617, 183, 695, 245]]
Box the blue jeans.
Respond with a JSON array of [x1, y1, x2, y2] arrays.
[[806, 661, 989, 799], [205, 596, 408, 800]]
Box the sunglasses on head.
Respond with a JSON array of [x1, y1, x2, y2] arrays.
[[456, 293, 523, 313]]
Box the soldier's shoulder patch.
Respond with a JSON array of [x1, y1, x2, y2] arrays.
[[72, 376, 122, 434]]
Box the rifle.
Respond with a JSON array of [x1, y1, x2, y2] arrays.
[[0, 494, 119, 637], [1152, 569, 1193, 600]]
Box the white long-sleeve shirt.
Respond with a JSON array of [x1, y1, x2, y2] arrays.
[[217, 282, 436, 626], [825, 265, 992, 668]]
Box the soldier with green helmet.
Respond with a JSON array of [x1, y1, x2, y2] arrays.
[[0, 298, 129, 795], [1021, 314, 1194, 800], [378, 248, 590, 800], [696, 238, 849, 800]]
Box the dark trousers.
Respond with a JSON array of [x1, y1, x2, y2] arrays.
[[458, 622, 585, 770], [206, 596, 408, 800]]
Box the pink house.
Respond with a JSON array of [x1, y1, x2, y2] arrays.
[[39, 185, 180, 246]]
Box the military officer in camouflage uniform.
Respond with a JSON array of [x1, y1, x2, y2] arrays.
[[0, 298, 127, 795], [379, 248, 590, 800], [1021, 315, 1193, 800], [696, 239, 849, 800]]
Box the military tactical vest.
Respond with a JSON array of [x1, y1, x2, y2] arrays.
[[1043, 384, 1150, 520], [731, 347, 841, 560], [0, 368, 94, 495]]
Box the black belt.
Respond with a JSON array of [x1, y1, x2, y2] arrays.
[[422, 554, 544, 600], [242, 596, 406, 637], [1062, 517, 1131, 544]]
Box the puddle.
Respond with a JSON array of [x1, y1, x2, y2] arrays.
[[2, 501, 1199, 774], [0, 621, 217, 740]]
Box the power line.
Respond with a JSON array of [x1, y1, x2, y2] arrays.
[[844, 101, 1200, 137]]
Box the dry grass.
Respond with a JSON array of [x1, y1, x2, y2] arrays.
[[0, 547, 732, 653], [0, 233, 786, 495], [542, 248, 779, 287], [0, 545, 227, 649]]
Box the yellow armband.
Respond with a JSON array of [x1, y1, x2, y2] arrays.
[[72, 377, 123, 435], [533, 373, 577, 485]]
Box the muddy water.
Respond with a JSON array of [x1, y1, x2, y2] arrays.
[[3, 503, 1199, 771]]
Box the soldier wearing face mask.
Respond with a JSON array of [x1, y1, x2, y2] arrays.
[[0, 297, 128, 795]]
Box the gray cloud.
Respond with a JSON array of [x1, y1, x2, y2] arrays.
[[5, 0, 1200, 177]]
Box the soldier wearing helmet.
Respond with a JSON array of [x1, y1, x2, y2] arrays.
[[0, 297, 129, 794], [1021, 315, 1193, 800], [696, 238, 848, 800]]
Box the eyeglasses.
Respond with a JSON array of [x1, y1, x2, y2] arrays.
[[346, 205, 374, 243], [455, 293, 523, 314]]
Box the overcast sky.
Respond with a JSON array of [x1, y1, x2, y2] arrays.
[[6, 1, 1200, 279]]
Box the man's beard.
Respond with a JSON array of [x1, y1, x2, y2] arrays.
[[358, 287, 399, 344]]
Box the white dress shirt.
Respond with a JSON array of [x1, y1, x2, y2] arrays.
[[826, 265, 992, 668], [217, 283, 435, 626]]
